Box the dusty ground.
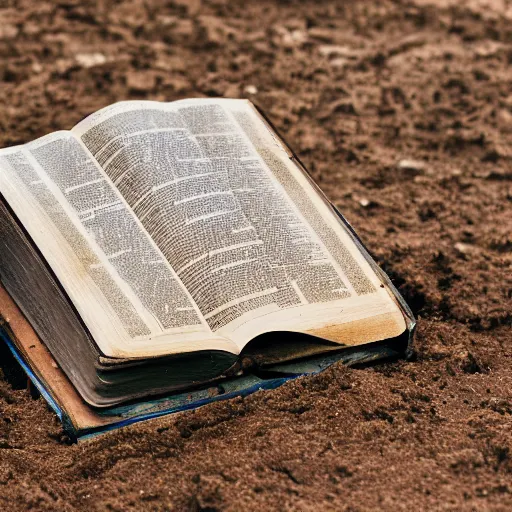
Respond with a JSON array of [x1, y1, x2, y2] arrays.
[[0, 0, 511, 510]]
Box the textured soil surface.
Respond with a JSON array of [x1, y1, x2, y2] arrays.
[[0, 0, 511, 510]]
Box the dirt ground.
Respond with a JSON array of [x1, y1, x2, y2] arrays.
[[0, 0, 511, 510]]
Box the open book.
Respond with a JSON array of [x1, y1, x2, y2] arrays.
[[0, 99, 412, 411]]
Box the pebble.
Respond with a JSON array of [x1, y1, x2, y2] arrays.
[[318, 45, 358, 59], [498, 108, 512, 126], [244, 85, 258, 95], [75, 53, 107, 69], [274, 26, 307, 48], [398, 159, 426, 175], [398, 159, 425, 170], [330, 58, 349, 68], [286, 29, 307, 47], [454, 242, 479, 259]]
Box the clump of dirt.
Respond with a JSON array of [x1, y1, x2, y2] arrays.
[[0, 0, 511, 510]]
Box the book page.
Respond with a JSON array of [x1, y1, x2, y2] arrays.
[[0, 134, 236, 358], [219, 100, 406, 344], [73, 99, 405, 350]]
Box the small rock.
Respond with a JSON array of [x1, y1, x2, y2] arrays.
[[330, 58, 349, 68], [357, 197, 379, 209], [244, 84, 258, 95], [158, 15, 178, 27], [398, 159, 426, 175], [75, 53, 107, 69], [285, 29, 307, 48], [454, 242, 479, 259], [497, 108, 512, 127], [318, 45, 359, 59], [31, 62, 43, 74], [273, 26, 307, 49]]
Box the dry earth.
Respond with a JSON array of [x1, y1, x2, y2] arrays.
[[0, 0, 511, 510]]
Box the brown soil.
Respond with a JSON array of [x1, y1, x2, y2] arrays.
[[0, 0, 511, 510]]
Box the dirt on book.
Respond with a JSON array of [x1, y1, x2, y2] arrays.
[[0, 0, 511, 510]]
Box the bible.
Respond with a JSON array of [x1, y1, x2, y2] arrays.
[[0, 99, 414, 437]]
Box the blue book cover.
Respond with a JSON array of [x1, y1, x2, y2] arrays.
[[1, 315, 411, 441]]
